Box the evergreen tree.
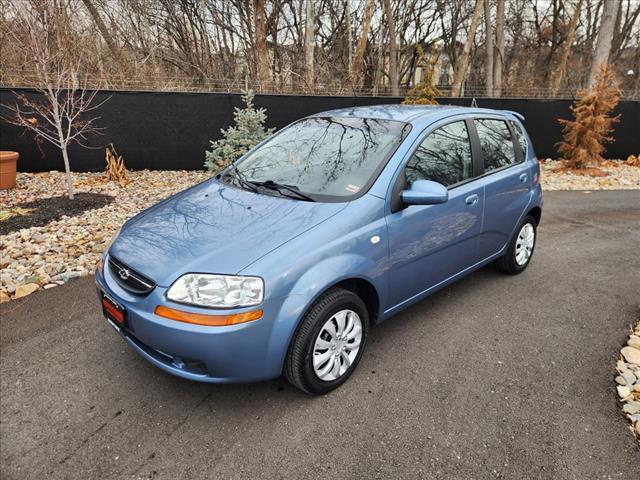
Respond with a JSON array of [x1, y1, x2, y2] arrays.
[[557, 64, 620, 171], [205, 90, 274, 171]]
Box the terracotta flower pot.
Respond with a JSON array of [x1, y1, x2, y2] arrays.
[[0, 151, 19, 189]]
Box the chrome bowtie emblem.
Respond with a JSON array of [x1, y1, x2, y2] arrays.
[[118, 267, 131, 280]]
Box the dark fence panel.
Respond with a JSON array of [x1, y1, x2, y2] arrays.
[[1, 88, 638, 172]]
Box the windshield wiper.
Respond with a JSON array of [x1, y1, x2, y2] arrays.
[[219, 169, 259, 193], [252, 180, 316, 202]]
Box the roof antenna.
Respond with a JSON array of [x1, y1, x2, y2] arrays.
[[470, 97, 478, 108]]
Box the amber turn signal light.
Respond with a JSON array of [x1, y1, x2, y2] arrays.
[[154, 305, 263, 326]]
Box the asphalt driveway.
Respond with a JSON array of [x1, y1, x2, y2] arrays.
[[1, 190, 639, 480]]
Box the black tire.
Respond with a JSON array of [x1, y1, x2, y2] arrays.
[[495, 214, 537, 274], [284, 288, 369, 395]]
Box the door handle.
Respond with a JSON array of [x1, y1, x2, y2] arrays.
[[465, 194, 479, 206], [519, 173, 528, 182]]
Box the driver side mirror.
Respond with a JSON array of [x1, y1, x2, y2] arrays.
[[401, 179, 448, 206]]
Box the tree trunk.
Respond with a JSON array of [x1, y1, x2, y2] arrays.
[[81, 0, 124, 68], [494, 0, 505, 97], [345, 0, 352, 75], [451, 0, 484, 97], [549, 0, 583, 97], [588, 0, 621, 88], [372, 22, 385, 95], [61, 145, 74, 200], [350, 0, 375, 88], [253, 0, 270, 89], [382, 0, 398, 96], [484, 0, 494, 97], [304, 0, 315, 89]]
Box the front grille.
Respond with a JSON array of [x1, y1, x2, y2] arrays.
[[108, 256, 156, 295]]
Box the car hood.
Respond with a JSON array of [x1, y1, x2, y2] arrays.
[[109, 179, 347, 286]]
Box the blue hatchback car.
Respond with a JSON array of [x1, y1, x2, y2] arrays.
[[96, 105, 542, 394]]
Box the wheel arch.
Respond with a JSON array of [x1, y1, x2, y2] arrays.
[[527, 206, 542, 225]]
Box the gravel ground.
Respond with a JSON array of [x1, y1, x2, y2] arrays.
[[0, 171, 209, 301], [616, 321, 640, 440], [541, 159, 640, 190], [0, 162, 638, 302]]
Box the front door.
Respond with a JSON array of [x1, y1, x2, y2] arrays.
[[385, 119, 484, 309]]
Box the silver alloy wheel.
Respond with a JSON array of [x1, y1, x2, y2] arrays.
[[515, 222, 535, 266], [312, 309, 363, 382]]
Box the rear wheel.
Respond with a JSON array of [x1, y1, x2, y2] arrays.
[[495, 215, 537, 274], [284, 288, 369, 395]]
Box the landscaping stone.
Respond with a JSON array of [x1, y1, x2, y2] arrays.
[[621, 346, 640, 366], [617, 385, 631, 399], [14, 283, 39, 298], [0, 170, 210, 300], [615, 320, 640, 442], [622, 402, 640, 415], [541, 160, 640, 191]]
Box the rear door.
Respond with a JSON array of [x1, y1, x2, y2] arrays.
[[473, 117, 531, 258], [385, 118, 484, 309]]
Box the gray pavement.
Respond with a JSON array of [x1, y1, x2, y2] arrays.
[[1, 190, 639, 479]]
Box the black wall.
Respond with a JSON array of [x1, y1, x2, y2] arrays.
[[1, 88, 638, 172]]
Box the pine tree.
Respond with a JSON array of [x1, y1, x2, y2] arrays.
[[403, 46, 441, 105], [557, 63, 620, 172], [204, 90, 274, 171]]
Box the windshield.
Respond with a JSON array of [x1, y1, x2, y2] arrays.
[[231, 116, 410, 200]]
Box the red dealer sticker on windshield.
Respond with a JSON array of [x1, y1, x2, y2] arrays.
[[346, 184, 361, 193]]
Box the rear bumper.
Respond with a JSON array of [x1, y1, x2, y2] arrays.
[[95, 261, 295, 383]]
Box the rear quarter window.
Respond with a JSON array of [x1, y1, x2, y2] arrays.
[[510, 120, 528, 158], [475, 119, 517, 172]]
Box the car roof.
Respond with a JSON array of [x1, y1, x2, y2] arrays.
[[311, 104, 519, 125]]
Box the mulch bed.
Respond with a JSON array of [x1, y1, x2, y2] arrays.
[[0, 192, 113, 235]]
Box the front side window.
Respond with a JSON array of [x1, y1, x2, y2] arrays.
[[405, 120, 473, 187], [475, 119, 516, 172], [233, 116, 410, 200]]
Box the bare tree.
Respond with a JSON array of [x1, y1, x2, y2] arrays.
[[550, 0, 584, 96], [1, 8, 107, 199], [304, 0, 315, 89], [494, 0, 505, 97], [350, 0, 375, 87], [484, 0, 494, 97], [588, 0, 621, 87], [254, 0, 270, 88], [382, 0, 398, 95], [451, 0, 485, 97]]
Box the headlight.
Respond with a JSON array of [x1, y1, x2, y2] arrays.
[[166, 274, 264, 308]]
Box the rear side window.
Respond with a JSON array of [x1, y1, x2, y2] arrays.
[[510, 120, 528, 157], [405, 121, 473, 187], [475, 119, 516, 172]]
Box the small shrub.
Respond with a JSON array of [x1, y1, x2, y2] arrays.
[[105, 144, 129, 185], [557, 63, 620, 172], [403, 45, 440, 105], [204, 90, 274, 172], [625, 155, 640, 167]]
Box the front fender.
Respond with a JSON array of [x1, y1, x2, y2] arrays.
[[264, 254, 386, 375]]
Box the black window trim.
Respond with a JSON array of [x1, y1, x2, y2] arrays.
[[470, 115, 526, 179], [389, 116, 480, 213], [405, 117, 480, 190]]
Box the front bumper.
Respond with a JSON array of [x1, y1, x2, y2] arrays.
[[95, 259, 294, 383]]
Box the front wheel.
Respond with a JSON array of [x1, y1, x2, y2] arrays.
[[284, 288, 369, 395], [495, 215, 537, 274]]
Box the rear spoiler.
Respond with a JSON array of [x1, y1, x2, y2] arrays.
[[502, 110, 525, 121]]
